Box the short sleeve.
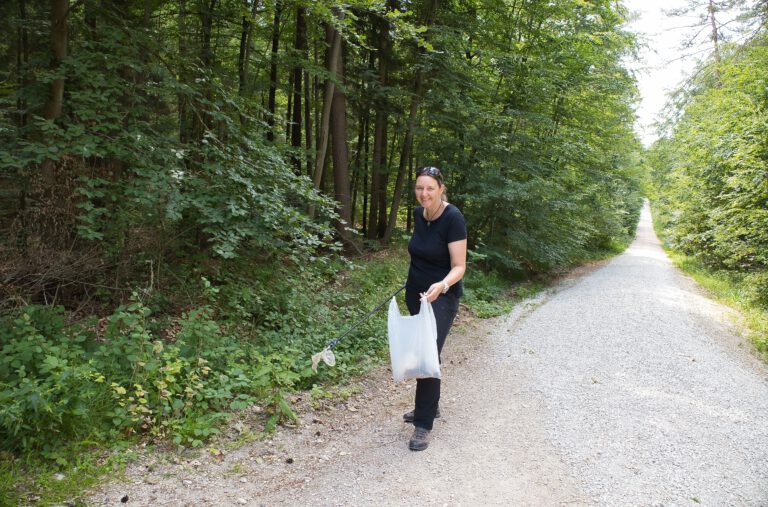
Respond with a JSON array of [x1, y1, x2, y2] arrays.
[[446, 207, 467, 243]]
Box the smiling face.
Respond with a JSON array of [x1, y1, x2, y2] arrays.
[[415, 175, 443, 212]]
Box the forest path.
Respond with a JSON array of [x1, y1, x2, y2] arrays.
[[88, 202, 768, 506]]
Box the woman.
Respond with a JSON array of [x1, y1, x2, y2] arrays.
[[404, 166, 467, 451]]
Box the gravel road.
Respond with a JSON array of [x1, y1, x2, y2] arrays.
[[88, 201, 768, 506]]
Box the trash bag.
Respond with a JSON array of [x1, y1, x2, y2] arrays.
[[311, 347, 336, 373], [387, 296, 441, 382]]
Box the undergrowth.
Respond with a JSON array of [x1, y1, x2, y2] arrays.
[[1, 241, 589, 505], [463, 270, 545, 318], [0, 244, 408, 505]]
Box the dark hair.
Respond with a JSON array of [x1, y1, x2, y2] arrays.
[[416, 166, 443, 184]]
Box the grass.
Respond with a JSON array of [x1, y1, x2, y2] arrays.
[[653, 204, 768, 362], [463, 278, 548, 319], [1, 447, 134, 507], [650, 211, 768, 358], [666, 251, 768, 357]]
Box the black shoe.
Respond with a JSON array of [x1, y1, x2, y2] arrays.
[[402, 407, 441, 423], [408, 427, 430, 451]]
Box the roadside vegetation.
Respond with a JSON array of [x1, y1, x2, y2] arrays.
[[645, 4, 768, 357]]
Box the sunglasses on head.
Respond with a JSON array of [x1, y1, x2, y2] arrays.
[[416, 166, 443, 181]]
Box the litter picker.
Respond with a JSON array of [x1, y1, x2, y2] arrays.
[[311, 284, 406, 372]]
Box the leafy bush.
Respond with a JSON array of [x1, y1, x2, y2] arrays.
[[744, 271, 768, 310], [0, 299, 283, 453], [0, 307, 111, 456], [463, 270, 538, 318], [0, 245, 411, 457]]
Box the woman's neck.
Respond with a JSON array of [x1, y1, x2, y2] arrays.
[[425, 201, 445, 221]]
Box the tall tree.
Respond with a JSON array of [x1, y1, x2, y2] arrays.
[[17, 0, 30, 130], [366, 4, 394, 240], [267, 0, 282, 141], [670, 0, 742, 84], [383, 0, 440, 244], [290, 6, 308, 172], [330, 32, 352, 246], [310, 8, 343, 218], [40, 0, 70, 200], [238, 0, 260, 98], [42, 0, 68, 121]]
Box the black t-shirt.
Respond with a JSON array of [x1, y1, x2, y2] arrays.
[[407, 203, 467, 297]]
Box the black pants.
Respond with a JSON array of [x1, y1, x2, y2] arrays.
[[405, 289, 460, 431]]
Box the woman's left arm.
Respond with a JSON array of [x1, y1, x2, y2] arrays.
[[423, 239, 467, 302]]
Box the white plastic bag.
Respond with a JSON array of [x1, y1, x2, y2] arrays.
[[387, 296, 441, 382]]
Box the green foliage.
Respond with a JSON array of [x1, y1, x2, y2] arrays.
[[0, 244, 410, 458], [463, 270, 518, 318], [1, 442, 137, 507], [744, 272, 768, 310], [648, 35, 768, 272], [463, 270, 546, 318], [0, 297, 287, 455], [406, 0, 643, 273], [1, 7, 337, 280], [0, 306, 110, 457]]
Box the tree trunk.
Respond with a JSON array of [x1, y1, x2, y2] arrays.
[[285, 71, 293, 140], [42, 0, 68, 121], [267, 0, 282, 141], [309, 10, 343, 217], [362, 112, 370, 236], [17, 0, 30, 129], [290, 6, 307, 173], [41, 0, 69, 188], [330, 36, 352, 246], [15, 0, 31, 254], [240, 0, 260, 98], [238, 2, 250, 96], [84, 0, 97, 32], [383, 74, 422, 243], [200, 0, 216, 69], [192, 0, 217, 142], [367, 10, 393, 240], [178, 0, 189, 142], [351, 107, 369, 228], [383, 0, 439, 243], [406, 150, 413, 232], [361, 50, 374, 236], [237, 0, 260, 127], [143, 0, 151, 27], [304, 65, 312, 177], [708, 0, 722, 85]]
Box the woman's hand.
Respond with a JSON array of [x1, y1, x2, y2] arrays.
[[421, 282, 445, 303], [420, 239, 467, 303]]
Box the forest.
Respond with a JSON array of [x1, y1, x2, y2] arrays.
[[10, 0, 760, 501]]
